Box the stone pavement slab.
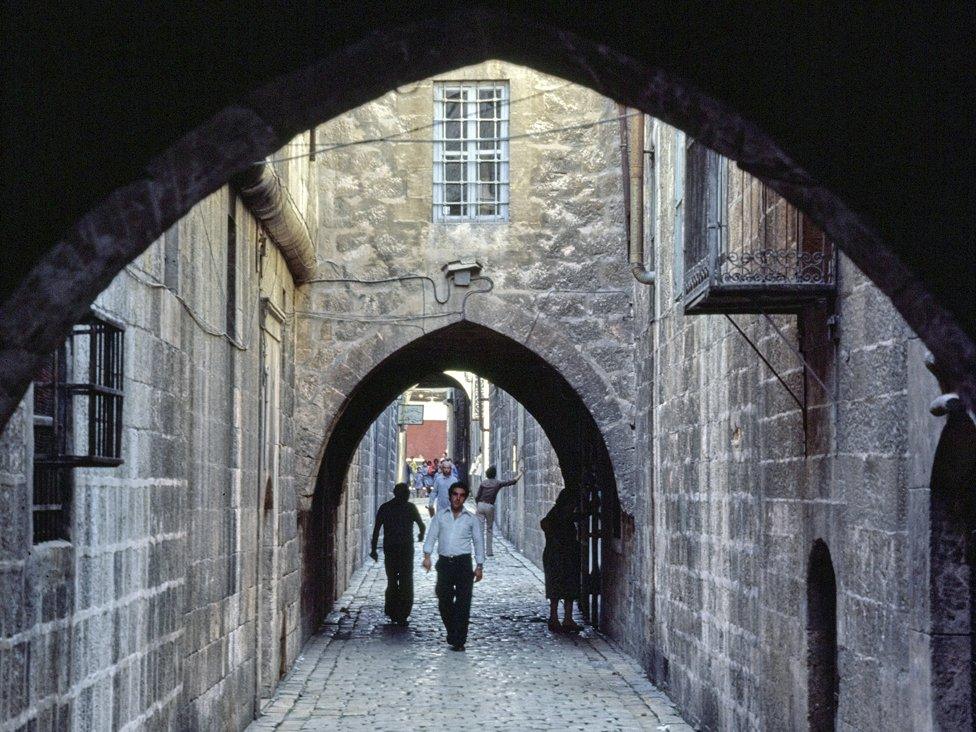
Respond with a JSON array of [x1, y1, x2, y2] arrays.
[[249, 512, 693, 731]]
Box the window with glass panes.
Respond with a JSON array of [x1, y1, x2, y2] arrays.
[[433, 82, 509, 221]]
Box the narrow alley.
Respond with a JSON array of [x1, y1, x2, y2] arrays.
[[3, 13, 975, 729], [251, 506, 689, 732]]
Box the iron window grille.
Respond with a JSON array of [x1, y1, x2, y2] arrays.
[[33, 313, 124, 543], [34, 313, 125, 470], [683, 140, 835, 314], [433, 81, 510, 222]]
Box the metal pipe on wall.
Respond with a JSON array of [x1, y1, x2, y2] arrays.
[[627, 110, 656, 285], [232, 162, 317, 284]]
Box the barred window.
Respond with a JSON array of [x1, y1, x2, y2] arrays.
[[433, 81, 509, 222], [32, 313, 125, 542]]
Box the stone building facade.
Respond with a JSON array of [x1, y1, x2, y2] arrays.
[[632, 118, 953, 730], [290, 60, 638, 637], [0, 147, 398, 728]]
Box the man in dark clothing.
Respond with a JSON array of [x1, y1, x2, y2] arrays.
[[370, 483, 426, 625]]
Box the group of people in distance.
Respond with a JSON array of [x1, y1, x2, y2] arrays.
[[370, 456, 582, 651], [405, 453, 455, 498]]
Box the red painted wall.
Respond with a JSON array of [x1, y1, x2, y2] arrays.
[[406, 420, 446, 461]]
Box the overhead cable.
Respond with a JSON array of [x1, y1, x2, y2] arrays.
[[262, 111, 639, 166]]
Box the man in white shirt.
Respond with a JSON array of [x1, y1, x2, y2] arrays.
[[422, 481, 485, 651], [426, 459, 456, 517]]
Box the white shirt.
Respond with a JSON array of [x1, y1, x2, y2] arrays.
[[427, 472, 455, 514], [423, 508, 485, 565]]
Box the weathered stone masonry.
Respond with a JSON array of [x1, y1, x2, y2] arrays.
[[0, 139, 398, 729], [291, 61, 639, 635], [477, 113, 963, 732], [1, 59, 971, 732]]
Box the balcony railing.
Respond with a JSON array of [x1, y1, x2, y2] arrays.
[[683, 142, 836, 314]]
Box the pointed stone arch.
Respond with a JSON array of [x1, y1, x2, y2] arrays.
[[919, 411, 976, 729], [1, 8, 973, 433], [807, 539, 839, 732], [299, 308, 629, 636]]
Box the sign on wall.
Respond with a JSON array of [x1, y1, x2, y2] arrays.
[[398, 404, 424, 425]]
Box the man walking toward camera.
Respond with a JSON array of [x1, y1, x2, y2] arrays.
[[370, 483, 426, 626], [422, 481, 485, 651]]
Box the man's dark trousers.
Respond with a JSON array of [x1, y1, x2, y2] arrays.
[[435, 554, 473, 646], [384, 544, 414, 622]]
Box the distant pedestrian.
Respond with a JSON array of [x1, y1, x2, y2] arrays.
[[412, 462, 426, 495], [540, 488, 582, 633], [427, 459, 456, 517], [475, 465, 522, 557], [422, 481, 485, 651], [370, 483, 426, 626]]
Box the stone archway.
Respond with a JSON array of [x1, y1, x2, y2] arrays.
[[301, 317, 624, 637], [1, 8, 974, 433], [807, 539, 839, 732]]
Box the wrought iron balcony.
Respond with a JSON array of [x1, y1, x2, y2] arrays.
[[682, 141, 835, 314]]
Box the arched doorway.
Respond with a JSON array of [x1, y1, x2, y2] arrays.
[[925, 410, 976, 729], [410, 372, 471, 478], [2, 8, 974, 432], [303, 321, 620, 637], [807, 539, 839, 731]]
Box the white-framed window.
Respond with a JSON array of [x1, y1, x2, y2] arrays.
[[433, 81, 510, 222]]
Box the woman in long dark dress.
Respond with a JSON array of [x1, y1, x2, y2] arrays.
[[541, 488, 581, 632]]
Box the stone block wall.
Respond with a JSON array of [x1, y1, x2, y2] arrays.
[[292, 59, 637, 524], [635, 119, 945, 730], [0, 166, 312, 729], [489, 386, 564, 569]]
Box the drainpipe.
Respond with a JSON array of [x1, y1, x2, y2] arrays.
[[626, 109, 656, 285], [231, 162, 317, 284]]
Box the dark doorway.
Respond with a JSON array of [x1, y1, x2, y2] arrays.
[[927, 411, 976, 729], [807, 539, 839, 732]]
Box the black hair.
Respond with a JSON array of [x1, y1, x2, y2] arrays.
[[485, 466, 497, 479], [393, 482, 409, 499], [449, 481, 469, 498]]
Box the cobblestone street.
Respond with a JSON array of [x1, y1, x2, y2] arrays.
[[250, 507, 691, 731]]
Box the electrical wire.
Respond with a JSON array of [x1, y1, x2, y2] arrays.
[[305, 274, 452, 304], [281, 81, 572, 149], [122, 265, 249, 351], [261, 110, 637, 166], [462, 276, 494, 318]]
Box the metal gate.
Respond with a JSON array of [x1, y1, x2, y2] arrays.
[[577, 434, 603, 629]]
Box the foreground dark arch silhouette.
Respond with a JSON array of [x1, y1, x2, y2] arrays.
[[1, 6, 974, 431], [304, 321, 619, 636]]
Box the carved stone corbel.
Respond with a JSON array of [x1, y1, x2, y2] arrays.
[[925, 351, 976, 423]]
